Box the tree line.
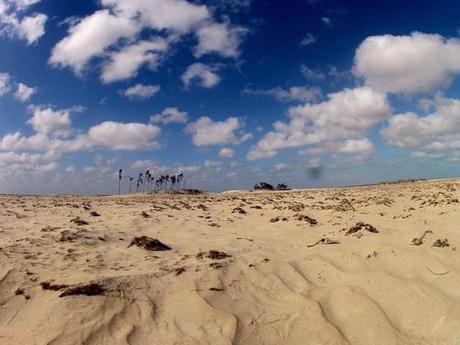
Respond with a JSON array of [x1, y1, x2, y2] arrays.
[[118, 169, 185, 194], [254, 182, 289, 191]]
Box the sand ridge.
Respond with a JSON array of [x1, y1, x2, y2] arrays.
[[0, 179, 460, 344]]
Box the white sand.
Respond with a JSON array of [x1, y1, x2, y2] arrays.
[[1, 178, 460, 344]]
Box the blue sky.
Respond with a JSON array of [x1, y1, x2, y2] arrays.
[[1, 0, 460, 194]]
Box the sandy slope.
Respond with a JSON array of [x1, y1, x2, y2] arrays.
[[0, 179, 460, 345]]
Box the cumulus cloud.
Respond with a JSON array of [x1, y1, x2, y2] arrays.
[[0, 0, 47, 44], [194, 21, 247, 58], [182, 63, 220, 88], [0, 122, 161, 154], [101, 0, 210, 33], [243, 86, 321, 102], [150, 107, 188, 124], [49, 0, 247, 82], [101, 37, 169, 83], [49, 10, 139, 73], [338, 138, 374, 155], [15, 12, 46, 44], [381, 96, 460, 156], [14, 82, 36, 102], [122, 84, 160, 99], [247, 87, 390, 160], [354, 32, 460, 94], [26, 106, 75, 137], [87, 121, 161, 150], [0, 152, 56, 174], [186, 116, 251, 146], [0, 103, 162, 157], [219, 147, 235, 158], [0, 73, 10, 95]]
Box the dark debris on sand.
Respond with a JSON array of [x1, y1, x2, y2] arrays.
[[411, 230, 432, 246], [141, 211, 151, 218], [41, 281, 70, 291], [432, 238, 450, 248], [175, 267, 186, 276], [59, 282, 105, 297], [70, 217, 89, 226], [294, 214, 318, 225], [307, 237, 340, 248], [346, 222, 379, 235], [232, 207, 247, 215], [270, 216, 288, 223], [58, 229, 92, 242], [197, 250, 231, 260], [40, 226, 60, 232], [127, 236, 171, 251]]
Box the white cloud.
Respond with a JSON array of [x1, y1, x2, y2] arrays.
[[381, 96, 460, 156], [321, 17, 332, 26], [122, 84, 160, 99], [243, 86, 321, 102], [49, 10, 139, 73], [0, 104, 161, 155], [186, 116, 250, 146], [272, 163, 289, 172], [0, 73, 10, 95], [0, 151, 56, 174], [300, 33, 316, 46], [0, 132, 50, 152], [65, 165, 76, 173], [26, 106, 74, 137], [203, 159, 222, 169], [87, 121, 161, 150], [150, 107, 188, 124], [49, 0, 247, 83], [0, 151, 41, 165], [101, 37, 169, 83], [84, 166, 95, 173], [101, 0, 210, 33], [338, 138, 374, 155], [182, 63, 220, 88], [0, 0, 47, 44], [219, 147, 235, 158], [194, 21, 247, 58], [16, 12, 46, 44], [14, 82, 36, 102], [354, 32, 460, 94], [300, 65, 325, 80], [328, 66, 352, 82], [247, 87, 390, 160]]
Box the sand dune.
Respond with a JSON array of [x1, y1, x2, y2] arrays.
[[1, 179, 460, 344]]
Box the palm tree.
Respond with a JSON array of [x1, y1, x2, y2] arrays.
[[150, 175, 155, 191], [165, 174, 170, 190], [118, 169, 123, 194], [144, 170, 150, 193], [137, 173, 143, 193], [171, 175, 176, 190], [178, 173, 184, 189], [155, 178, 160, 191], [129, 177, 134, 193], [160, 175, 165, 190]]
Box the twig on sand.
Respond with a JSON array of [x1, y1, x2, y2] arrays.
[[307, 237, 340, 248], [411, 230, 433, 246], [426, 268, 450, 275]]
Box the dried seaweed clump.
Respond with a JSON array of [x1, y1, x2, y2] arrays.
[[128, 236, 171, 251]]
